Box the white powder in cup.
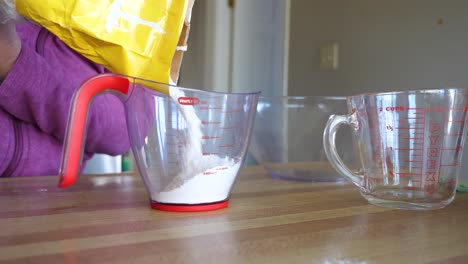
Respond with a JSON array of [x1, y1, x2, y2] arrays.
[[150, 87, 241, 204]]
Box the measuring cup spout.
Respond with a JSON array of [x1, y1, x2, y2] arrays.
[[58, 74, 130, 187], [323, 113, 364, 188]]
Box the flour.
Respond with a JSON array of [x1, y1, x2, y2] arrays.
[[151, 87, 240, 204], [153, 163, 241, 204]]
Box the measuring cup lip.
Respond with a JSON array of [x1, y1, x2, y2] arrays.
[[118, 74, 261, 96], [176, 86, 261, 96], [350, 87, 467, 97], [259, 95, 347, 100]]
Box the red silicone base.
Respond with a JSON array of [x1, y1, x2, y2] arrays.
[[150, 200, 229, 212]]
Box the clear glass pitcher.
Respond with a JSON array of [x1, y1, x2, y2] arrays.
[[59, 74, 260, 212], [324, 88, 468, 210]]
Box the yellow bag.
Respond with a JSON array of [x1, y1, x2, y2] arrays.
[[16, 0, 193, 86]]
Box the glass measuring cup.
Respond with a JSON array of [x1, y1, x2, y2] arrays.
[[59, 74, 260, 212], [324, 88, 468, 210]]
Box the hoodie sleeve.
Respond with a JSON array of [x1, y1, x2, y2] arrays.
[[0, 23, 129, 156], [0, 108, 92, 177], [0, 109, 15, 176]]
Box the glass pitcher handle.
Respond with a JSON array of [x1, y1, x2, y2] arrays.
[[323, 113, 363, 188], [58, 74, 130, 188]]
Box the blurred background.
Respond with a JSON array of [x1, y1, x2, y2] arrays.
[[89, 0, 468, 180]]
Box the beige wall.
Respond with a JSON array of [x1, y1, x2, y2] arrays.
[[288, 0, 468, 96]]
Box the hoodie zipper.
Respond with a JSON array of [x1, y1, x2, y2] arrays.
[[2, 122, 23, 177], [36, 27, 48, 55]]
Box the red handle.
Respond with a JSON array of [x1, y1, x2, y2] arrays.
[[58, 74, 130, 188]]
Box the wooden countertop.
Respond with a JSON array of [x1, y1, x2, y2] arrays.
[[0, 166, 467, 263]]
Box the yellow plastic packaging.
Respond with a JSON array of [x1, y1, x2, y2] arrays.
[[16, 0, 192, 86]]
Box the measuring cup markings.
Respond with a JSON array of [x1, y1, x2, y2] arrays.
[[203, 152, 220, 156], [202, 136, 221, 140], [201, 121, 222, 125], [370, 108, 430, 188], [220, 109, 243, 113], [200, 106, 223, 110], [220, 126, 240, 130], [392, 108, 464, 187]]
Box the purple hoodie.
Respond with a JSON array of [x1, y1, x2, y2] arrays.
[[0, 22, 130, 177]]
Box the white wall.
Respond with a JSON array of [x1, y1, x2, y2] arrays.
[[288, 0, 468, 96], [289, 0, 468, 180]]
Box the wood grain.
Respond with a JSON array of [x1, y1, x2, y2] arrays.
[[0, 167, 467, 264]]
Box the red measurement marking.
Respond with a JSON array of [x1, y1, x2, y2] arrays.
[[450, 107, 468, 111], [200, 106, 222, 110], [403, 159, 421, 162], [406, 117, 423, 119], [222, 109, 242, 113], [404, 186, 421, 191], [399, 120, 424, 124], [413, 132, 424, 135], [438, 112, 447, 182], [202, 121, 222, 125], [448, 120, 465, 123], [439, 179, 457, 184], [396, 172, 422, 176], [402, 137, 424, 140], [406, 107, 426, 110], [216, 167, 229, 170], [396, 127, 425, 130], [202, 136, 221, 140], [442, 147, 463, 151], [220, 126, 239, 130], [440, 164, 459, 167], [394, 148, 423, 151], [219, 144, 234, 148], [203, 171, 218, 175], [445, 133, 463, 136], [421, 111, 426, 185], [203, 152, 220, 156]]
